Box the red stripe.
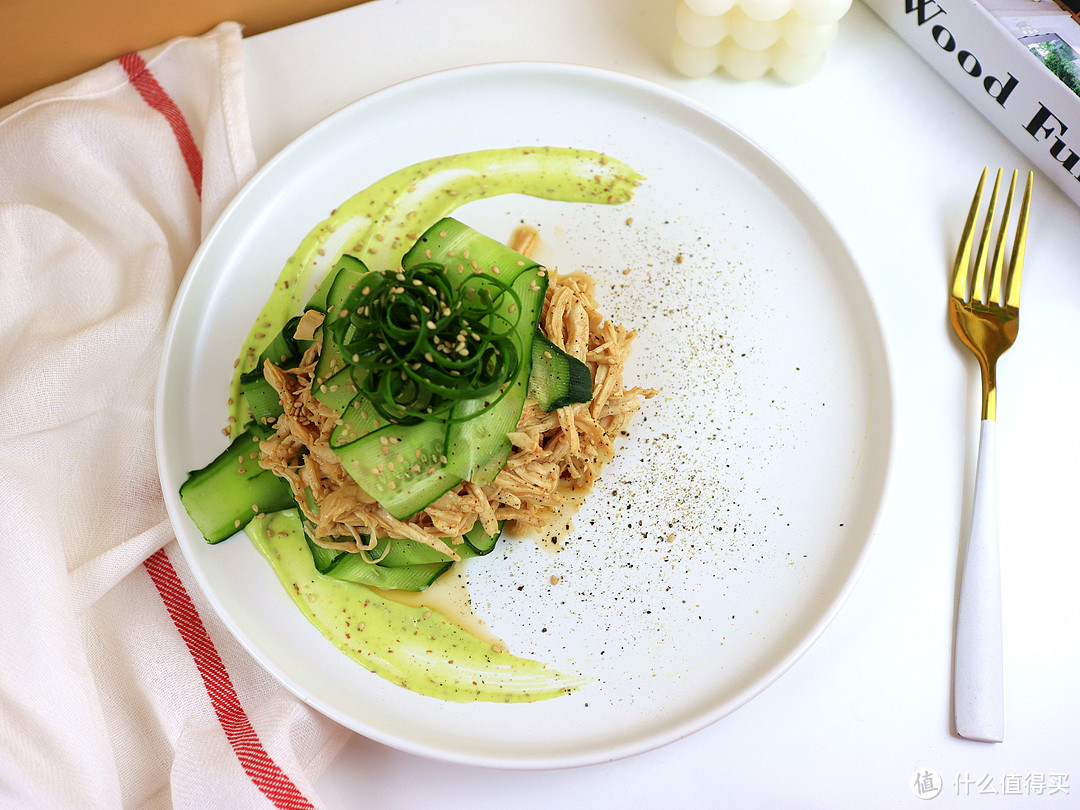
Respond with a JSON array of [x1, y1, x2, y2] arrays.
[[144, 549, 315, 809], [119, 51, 203, 198]]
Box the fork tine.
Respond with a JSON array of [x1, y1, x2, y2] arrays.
[[1005, 171, 1034, 309], [954, 168, 989, 302], [971, 169, 1003, 304], [988, 170, 1018, 306], [952, 168, 988, 300]]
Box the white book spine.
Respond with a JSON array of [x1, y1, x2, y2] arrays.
[[865, 0, 1080, 207]]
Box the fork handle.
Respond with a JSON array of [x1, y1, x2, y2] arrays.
[[953, 419, 1005, 742]]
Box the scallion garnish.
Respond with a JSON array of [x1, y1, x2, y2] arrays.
[[331, 262, 522, 424]]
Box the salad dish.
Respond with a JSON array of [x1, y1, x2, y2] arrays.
[[157, 63, 894, 767]]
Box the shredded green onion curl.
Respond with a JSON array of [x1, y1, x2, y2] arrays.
[[329, 262, 523, 424]]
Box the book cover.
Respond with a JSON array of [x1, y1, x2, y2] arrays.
[[864, 0, 1080, 206]]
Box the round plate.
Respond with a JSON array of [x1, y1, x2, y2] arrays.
[[157, 63, 894, 768]]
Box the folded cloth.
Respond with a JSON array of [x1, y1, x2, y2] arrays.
[[0, 22, 349, 808]]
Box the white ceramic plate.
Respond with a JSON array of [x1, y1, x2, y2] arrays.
[[157, 63, 894, 769]]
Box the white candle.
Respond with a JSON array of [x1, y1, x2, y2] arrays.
[[672, 0, 851, 83]]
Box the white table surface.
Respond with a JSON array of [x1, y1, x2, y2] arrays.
[[242, 0, 1080, 806]]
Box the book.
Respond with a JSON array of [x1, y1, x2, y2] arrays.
[[864, 0, 1080, 207]]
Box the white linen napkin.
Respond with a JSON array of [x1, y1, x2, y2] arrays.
[[0, 22, 349, 808]]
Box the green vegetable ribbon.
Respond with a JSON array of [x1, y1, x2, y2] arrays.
[[331, 262, 522, 424]]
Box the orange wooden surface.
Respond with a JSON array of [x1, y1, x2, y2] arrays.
[[0, 0, 368, 109]]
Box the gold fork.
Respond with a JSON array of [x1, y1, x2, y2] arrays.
[[949, 167, 1033, 743]]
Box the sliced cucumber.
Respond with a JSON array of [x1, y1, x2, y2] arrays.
[[528, 331, 593, 411], [363, 536, 458, 567], [462, 519, 502, 556], [306, 537, 345, 573], [444, 270, 547, 483], [313, 255, 370, 387], [312, 366, 360, 416], [238, 314, 312, 436], [179, 430, 296, 544], [402, 216, 544, 287], [329, 387, 384, 448], [404, 218, 549, 485], [240, 371, 284, 437], [306, 253, 368, 314], [322, 553, 451, 591], [335, 419, 461, 519], [363, 520, 502, 566]]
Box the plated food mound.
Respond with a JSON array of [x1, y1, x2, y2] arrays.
[[179, 214, 654, 593], [259, 225, 654, 571]]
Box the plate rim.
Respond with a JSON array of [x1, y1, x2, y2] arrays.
[[155, 60, 897, 769]]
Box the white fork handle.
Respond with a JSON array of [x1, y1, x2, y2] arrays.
[[953, 419, 1004, 742]]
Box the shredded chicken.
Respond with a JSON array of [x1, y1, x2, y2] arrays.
[[256, 227, 656, 560]]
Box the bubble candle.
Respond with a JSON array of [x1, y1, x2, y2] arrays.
[[671, 0, 852, 83]]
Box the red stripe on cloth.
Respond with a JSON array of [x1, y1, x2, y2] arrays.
[[143, 549, 316, 810], [118, 51, 204, 198]]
